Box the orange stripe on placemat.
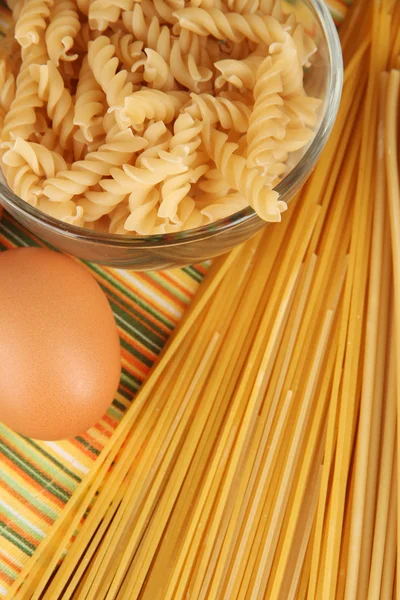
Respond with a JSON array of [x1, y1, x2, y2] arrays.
[[93, 421, 113, 439], [0, 551, 22, 573], [102, 414, 120, 430], [0, 569, 15, 586]]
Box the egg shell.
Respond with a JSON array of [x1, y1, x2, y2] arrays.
[[0, 247, 121, 440]]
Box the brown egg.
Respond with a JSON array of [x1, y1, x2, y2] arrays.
[[0, 247, 121, 440]]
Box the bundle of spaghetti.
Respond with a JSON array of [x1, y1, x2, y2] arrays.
[[383, 23, 400, 600], [7, 2, 400, 600]]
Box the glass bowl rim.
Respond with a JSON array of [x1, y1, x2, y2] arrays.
[[0, 0, 343, 250]]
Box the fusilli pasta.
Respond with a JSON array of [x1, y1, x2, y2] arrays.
[[29, 60, 76, 149], [88, 35, 134, 126], [202, 124, 286, 221], [124, 90, 189, 128], [42, 127, 147, 202], [185, 93, 251, 132], [173, 7, 287, 45], [0, 58, 16, 112], [15, 0, 53, 48], [45, 0, 81, 65], [159, 113, 207, 222], [246, 56, 288, 174], [73, 56, 106, 143], [88, 0, 134, 32], [2, 137, 67, 177], [0, 0, 321, 234], [1, 41, 47, 143], [214, 54, 262, 89]]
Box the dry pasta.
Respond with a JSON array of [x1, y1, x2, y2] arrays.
[[5, 4, 400, 600], [45, 0, 81, 65], [0, 0, 320, 234]]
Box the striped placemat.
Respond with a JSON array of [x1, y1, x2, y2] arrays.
[[0, 212, 207, 596], [0, 0, 351, 595]]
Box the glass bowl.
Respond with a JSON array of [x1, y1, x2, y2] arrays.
[[0, 0, 343, 270]]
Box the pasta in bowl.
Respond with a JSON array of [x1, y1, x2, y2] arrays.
[[0, 0, 342, 270]]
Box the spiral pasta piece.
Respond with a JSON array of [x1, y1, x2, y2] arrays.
[[284, 95, 321, 128], [45, 0, 81, 65], [126, 2, 214, 77], [178, 201, 205, 230], [104, 154, 188, 193], [169, 38, 213, 93], [1, 41, 47, 143], [141, 0, 184, 25], [73, 56, 106, 143], [158, 162, 208, 222], [185, 93, 251, 133], [196, 167, 231, 197], [88, 0, 134, 32], [124, 188, 160, 233], [159, 113, 207, 221], [190, 0, 224, 8], [132, 49, 176, 92], [37, 197, 85, 225], [246, 56, 289, 176], [29, 60, 76, 150], [0, 59, 16, 112], [275, 123, 315, 153], [269, 32, 304, 97], [88, 36, 134, 125], [3, 164, 42, 204], [292, 23, 317, 68], [122, 5, 169, 57], [124, 90, 189, 128], [42, 128, 148, 202], [227, 0, 260, 13], [199, 192, 248, 221], [173, 8, 287, 45], [2, 137, 67, 178], [15, 0, 54, 48], [110, 32, 144, 71], [202, 125, 285, 221], [108, 201, 130, 234], [78, 192, 128, 222], [78, 141, 188, 222], [214, 53, 262, 89], [134, 121, 172, 167]]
